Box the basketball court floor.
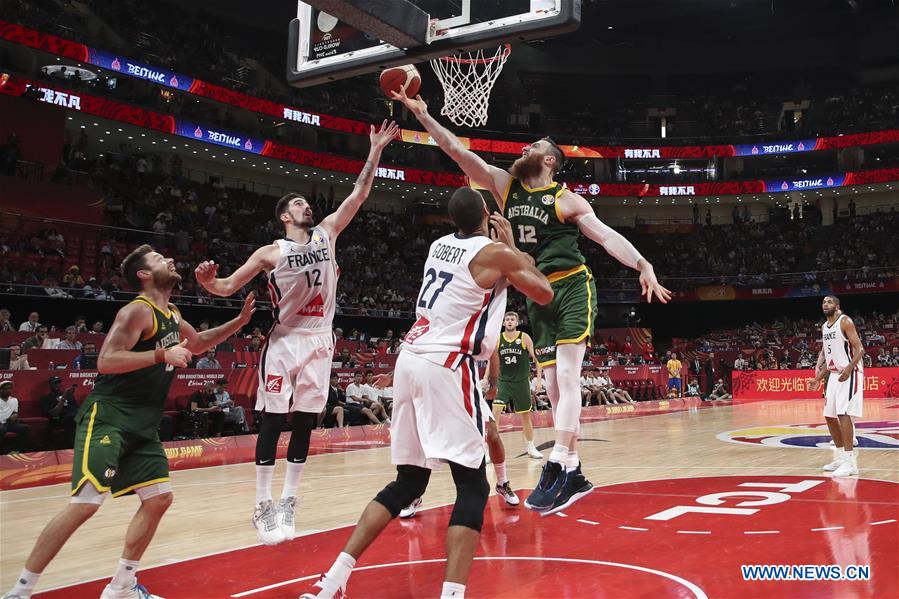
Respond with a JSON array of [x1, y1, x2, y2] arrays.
[[2, 398, 897, 598]]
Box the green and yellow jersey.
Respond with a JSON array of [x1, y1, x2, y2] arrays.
[[502, 178, 585, 277], [79, 296, 182, 439], [498, 331, 530, 382]]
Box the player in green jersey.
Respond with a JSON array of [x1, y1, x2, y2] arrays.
[[393, 88, 671, 515], [486, 312, 544, 460], [4, 245, 255, 599]]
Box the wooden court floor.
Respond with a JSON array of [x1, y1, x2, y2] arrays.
[[2, 399, 897, 597]]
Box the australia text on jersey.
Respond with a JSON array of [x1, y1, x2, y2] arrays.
[[506, 204, 550, 224]]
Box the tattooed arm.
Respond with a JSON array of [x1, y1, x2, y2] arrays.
[[319, 120, 399, 239]]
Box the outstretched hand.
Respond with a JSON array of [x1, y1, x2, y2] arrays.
[[638, 262, 672, 304], [389, 87, 428, 116], [194, 260, 219, 286], [369, 119, 400, 150], [238, 291, 257, 324]]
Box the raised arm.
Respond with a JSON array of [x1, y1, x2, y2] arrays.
[[195, 244, 277, 297], [179, 293, 256, 355], [391, 89, 510, 206], [560, 190, 672, 304], [97, 303, 192, 374], [319, 120, 399, 239]]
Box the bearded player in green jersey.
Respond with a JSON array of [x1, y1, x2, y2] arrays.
[[393, 88, 671, 516], [485, 311, 544, 460], [4, 245, 255, 599]]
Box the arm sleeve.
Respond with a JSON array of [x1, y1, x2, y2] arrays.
[[572, 212, 645, 270]]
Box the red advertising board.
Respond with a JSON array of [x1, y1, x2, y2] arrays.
[[732, 367, 899, 401]]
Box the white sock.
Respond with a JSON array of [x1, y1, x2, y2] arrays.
[[256, 464, 275, 504], [493, 462, 508, 485], [10, 568, 40, 596], [282, 461, 306, 500], [549, 444, 569, 465], [441, 581, 466, 597], [842, 449, 855, 464], [323, 552, 356, 591], [566, 451, 580, 471], [110, 558, 139, 589], [527, 440, 537, 449], [832, 446, 842, 460]]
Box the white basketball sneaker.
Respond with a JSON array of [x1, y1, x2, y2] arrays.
[[822, 448, 843, 471], [822, 457, 844, 472], [399, 497, 423, 519], [833, 458, 859, 477], [526, 442, 543, 460], [299, 575, 346, 599], [252, 499, 286, 545], [278, 496, 297, 540], [99, 580, 162, 599], [496, 481, 520, 506]]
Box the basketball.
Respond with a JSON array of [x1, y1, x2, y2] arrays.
[[379, 64, 421, 98]]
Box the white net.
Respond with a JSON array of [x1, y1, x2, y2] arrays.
[[430, 45, 510, 128]]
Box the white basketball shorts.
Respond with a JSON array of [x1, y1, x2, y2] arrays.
[[257, 325, 333, 414], [391, 351, 486, 470], [824, 369, 863, 419]]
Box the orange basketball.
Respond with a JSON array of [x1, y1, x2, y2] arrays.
[[379, 64, 421, 98]]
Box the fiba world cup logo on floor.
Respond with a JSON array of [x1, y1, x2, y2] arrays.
[[718, 421, 899, 450]]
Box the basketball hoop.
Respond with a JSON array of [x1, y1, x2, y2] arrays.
[[430, 44, 511, 128]]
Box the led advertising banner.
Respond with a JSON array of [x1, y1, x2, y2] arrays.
[[4, 20, 899, 156], [732, 368, 899, 401], [174, 121, 267, 154], [89, 49, 196, 91], [3, 74, 898, 196]]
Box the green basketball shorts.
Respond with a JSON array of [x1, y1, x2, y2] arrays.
[[526, 265, 597, 367], [71, 402, 169, 497]]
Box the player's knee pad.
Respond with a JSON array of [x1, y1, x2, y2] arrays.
[[287, 412, 317, 463], [255, 411, 286, 465], [135, 481, 173, 503], [70, 482, 109, 505], [448, 461, 489, 532], [374, 465, 431, 517]]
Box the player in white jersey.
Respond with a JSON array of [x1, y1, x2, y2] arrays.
[[194, 121, 399, 545], [810, 295, 865, 477], [302, 187, 552, 599]]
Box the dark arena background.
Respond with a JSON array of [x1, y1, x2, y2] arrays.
[[0, 1, 897, 598]]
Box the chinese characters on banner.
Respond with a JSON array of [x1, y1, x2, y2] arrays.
[[732, 368, 899, 401]]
